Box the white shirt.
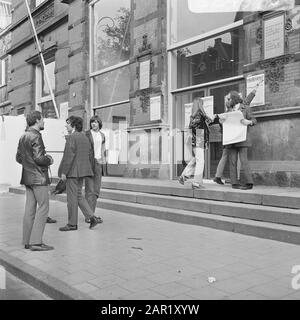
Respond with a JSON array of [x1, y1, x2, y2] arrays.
[[91, 130, 103, 160]]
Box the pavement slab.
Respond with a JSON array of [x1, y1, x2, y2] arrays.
[[1, 191, 300, 299]]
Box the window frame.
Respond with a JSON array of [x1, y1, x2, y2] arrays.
[[89, 0, 131, 113]]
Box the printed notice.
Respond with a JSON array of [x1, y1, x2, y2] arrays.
[[220, 110, 247, 145], [150, 96, 161, 121], [264, 14, 284, 59], [139, 60, 150, 90], [202, 96, 214, 120], [59, 102, 69, 120], [184, 103, 192, 128]]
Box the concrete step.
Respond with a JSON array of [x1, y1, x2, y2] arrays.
[[101, 180, 300, 209], [99, 189, 300, 227], [9, 185, 300, 245]]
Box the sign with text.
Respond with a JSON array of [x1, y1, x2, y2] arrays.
[[264, 14, 285, 59], [246, 74, 265, 106], [150, 96, 161, 121], [139, 60, 150, 90]]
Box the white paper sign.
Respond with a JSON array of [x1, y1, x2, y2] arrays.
[[59, 102, 69, 120], [184, 103, 193, 128], [139, 60, 150, 90], [202, 96, 214, 120], [221, 110, 247, 145], [150, 96, 161, 121], [246, 74, 265, 106], [264, 14, 285, 59]]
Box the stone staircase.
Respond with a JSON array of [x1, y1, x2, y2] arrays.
[[9, 177, 300, 245]]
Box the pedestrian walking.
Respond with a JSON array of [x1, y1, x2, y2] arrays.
[[58, 116, 100, 231], [16, 110, 54, 251], [84, 115, 106, 224], [178, 97, 213, 189]]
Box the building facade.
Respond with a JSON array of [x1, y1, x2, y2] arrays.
[[0, 0, 12, 115], [4, 0, 300, 187]]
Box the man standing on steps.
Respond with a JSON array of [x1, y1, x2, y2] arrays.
[[16, 110, 54, 251], [58, 116, 99, 231], [84, 115, 106, 224]]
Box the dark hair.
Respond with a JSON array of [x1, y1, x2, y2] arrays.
[[90, 115, 102, 130], [228, 91, 243, 105], [66, 116, 83, 132], [26, 110, 42, 127]]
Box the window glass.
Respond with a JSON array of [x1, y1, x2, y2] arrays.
[[35, 0, 47, 7], [173, 90, 205, 177], [95, 103, 130, 175], [170, 0, 295, 45], [94, 65, 130, 106], [42, 61, 55, 97], [176, 29, 244, 89], [93, 0, 131, 71]]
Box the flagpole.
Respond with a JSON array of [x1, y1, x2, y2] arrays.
[[24, 0, 59, 118]]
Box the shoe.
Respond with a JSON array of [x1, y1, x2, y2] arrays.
[[213, 177, 224, 185], [24, 244, 31, 249], [30, 243, 54, 251], [85, 216, 103, 224], [89, 216, 98, 229], [59, 224, 78, 231], [232, 184, 241, 189], [191, 182, 205, 189], [239, 184, 253, 190], [178, 176, 185, 185], [46, 217, 57, 223]]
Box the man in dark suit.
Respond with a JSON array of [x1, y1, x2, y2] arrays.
[[16, 110, 54, 251], [85, 115, 106, 223], [58, 116, 99, 231]]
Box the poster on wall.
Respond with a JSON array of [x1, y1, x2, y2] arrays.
[[139, 60, 150, 90], [150, 96, 161, 121], [184, 103, 193, 128], [263, 14, 285, 59], [59, 102, 69, 120], [202, 96, 214, 120], [246, 74, 265, 106]]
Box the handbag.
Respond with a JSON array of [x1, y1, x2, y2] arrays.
[[52, 179, 66, 195]]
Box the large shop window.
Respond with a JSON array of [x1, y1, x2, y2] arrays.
[[95, 102, 130, 176], [169, 0, 295, 45], [176, 29, 245, 89], [92, 0, 131, 72], [35, 60, 56, 118], [94, 65, 130, 106]]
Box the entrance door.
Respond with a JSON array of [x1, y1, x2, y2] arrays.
[[208, 81, 245, 178], [173, 90, 206, 178]]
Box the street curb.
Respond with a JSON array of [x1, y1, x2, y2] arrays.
[[0, 249, 94, 300]]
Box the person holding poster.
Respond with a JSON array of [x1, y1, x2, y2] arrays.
[[178, 97, 213, 189], [218, 88, 257, 190]]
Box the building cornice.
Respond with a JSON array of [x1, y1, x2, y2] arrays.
[[7, 11, 68, 55]]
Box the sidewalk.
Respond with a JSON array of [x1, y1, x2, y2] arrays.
[[1, 190, 300, 300]]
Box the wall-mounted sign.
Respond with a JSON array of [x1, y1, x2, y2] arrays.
[[59, 102, 69, 120], [150, 96, 161, 121], [263, 14, 285, 60], [139, 60, 150, 90], [184, 103, 192, 128], [202, 96, 214, 120], [246, 74, 265, 106]]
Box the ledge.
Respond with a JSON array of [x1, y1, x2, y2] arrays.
[[253, 106, 300, 118]]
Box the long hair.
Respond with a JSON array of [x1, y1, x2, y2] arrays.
[[228, 91, 243, 106], [192, 97, 206, 117], [89, 115, 102, 130]]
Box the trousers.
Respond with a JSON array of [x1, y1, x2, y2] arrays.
[[181, 147, 204, 184], [23, 185, 49, 245], [66, 177, 93, 225], [228, 147, 253, 185], [215, 148, 241, 180], [85, 162, 103, 213]]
